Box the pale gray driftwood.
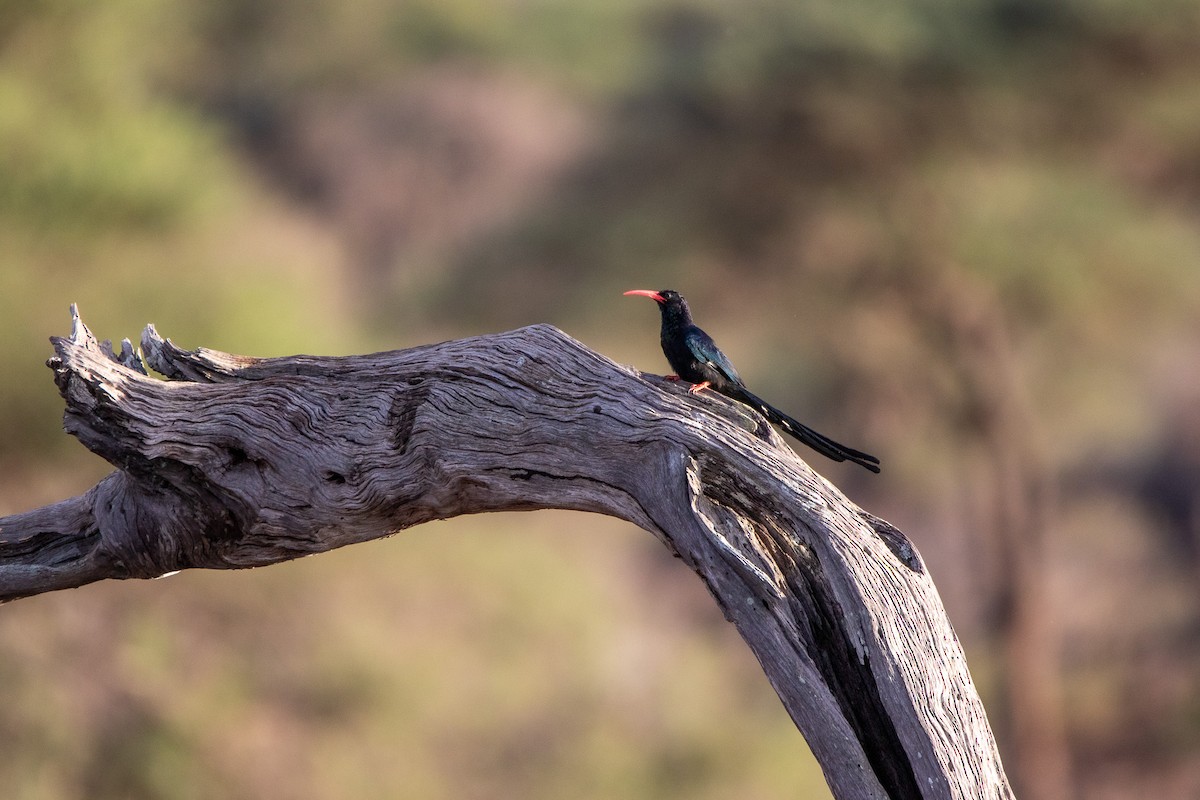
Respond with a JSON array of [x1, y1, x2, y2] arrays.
[[0, 307, 1013, 800]]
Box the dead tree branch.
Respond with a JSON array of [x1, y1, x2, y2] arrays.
[[0, 307, 1012, 800]]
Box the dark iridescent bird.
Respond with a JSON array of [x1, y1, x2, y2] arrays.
[[624, 289, 880, 473]]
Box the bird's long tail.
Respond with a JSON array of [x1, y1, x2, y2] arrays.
[[736, 389, 881, 473]]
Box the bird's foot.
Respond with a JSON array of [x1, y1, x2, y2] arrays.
[[688, 381, 711, 395], [664, 374, 681, 381]]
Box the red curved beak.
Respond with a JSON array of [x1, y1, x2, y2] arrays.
[[623, 289, 665, 303]]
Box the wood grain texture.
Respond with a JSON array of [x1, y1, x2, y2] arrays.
[[0, 307, 1013, 800]]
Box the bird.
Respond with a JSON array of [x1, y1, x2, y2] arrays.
[[624, 289, 881, 473]]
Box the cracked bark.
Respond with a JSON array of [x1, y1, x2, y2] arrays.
[[0, 307, 1012, 800]]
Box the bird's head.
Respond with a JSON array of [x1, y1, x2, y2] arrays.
[[624, 289, 692, 326]]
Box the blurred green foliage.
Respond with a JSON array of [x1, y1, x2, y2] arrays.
[[2, 0, 1200, 797]]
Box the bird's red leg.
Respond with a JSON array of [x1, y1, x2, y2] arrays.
[[665, 374, 681, 381], [688, 381, 711, 395]]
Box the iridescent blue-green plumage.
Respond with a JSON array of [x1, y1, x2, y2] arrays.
[[632, 289, 880, 473]]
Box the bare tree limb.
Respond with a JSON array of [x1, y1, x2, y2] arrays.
[[0, 307, 1013, 800]]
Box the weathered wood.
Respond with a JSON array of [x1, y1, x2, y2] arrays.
[[0, 307, 1013, 800]]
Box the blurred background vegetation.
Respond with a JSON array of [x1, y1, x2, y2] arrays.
[[2, 0, 1200, 797]]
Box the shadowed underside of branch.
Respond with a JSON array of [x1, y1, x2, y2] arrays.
[[0, 307, 1012, 800]]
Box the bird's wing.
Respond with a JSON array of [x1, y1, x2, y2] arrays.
[[685, 327, 743, 385]]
